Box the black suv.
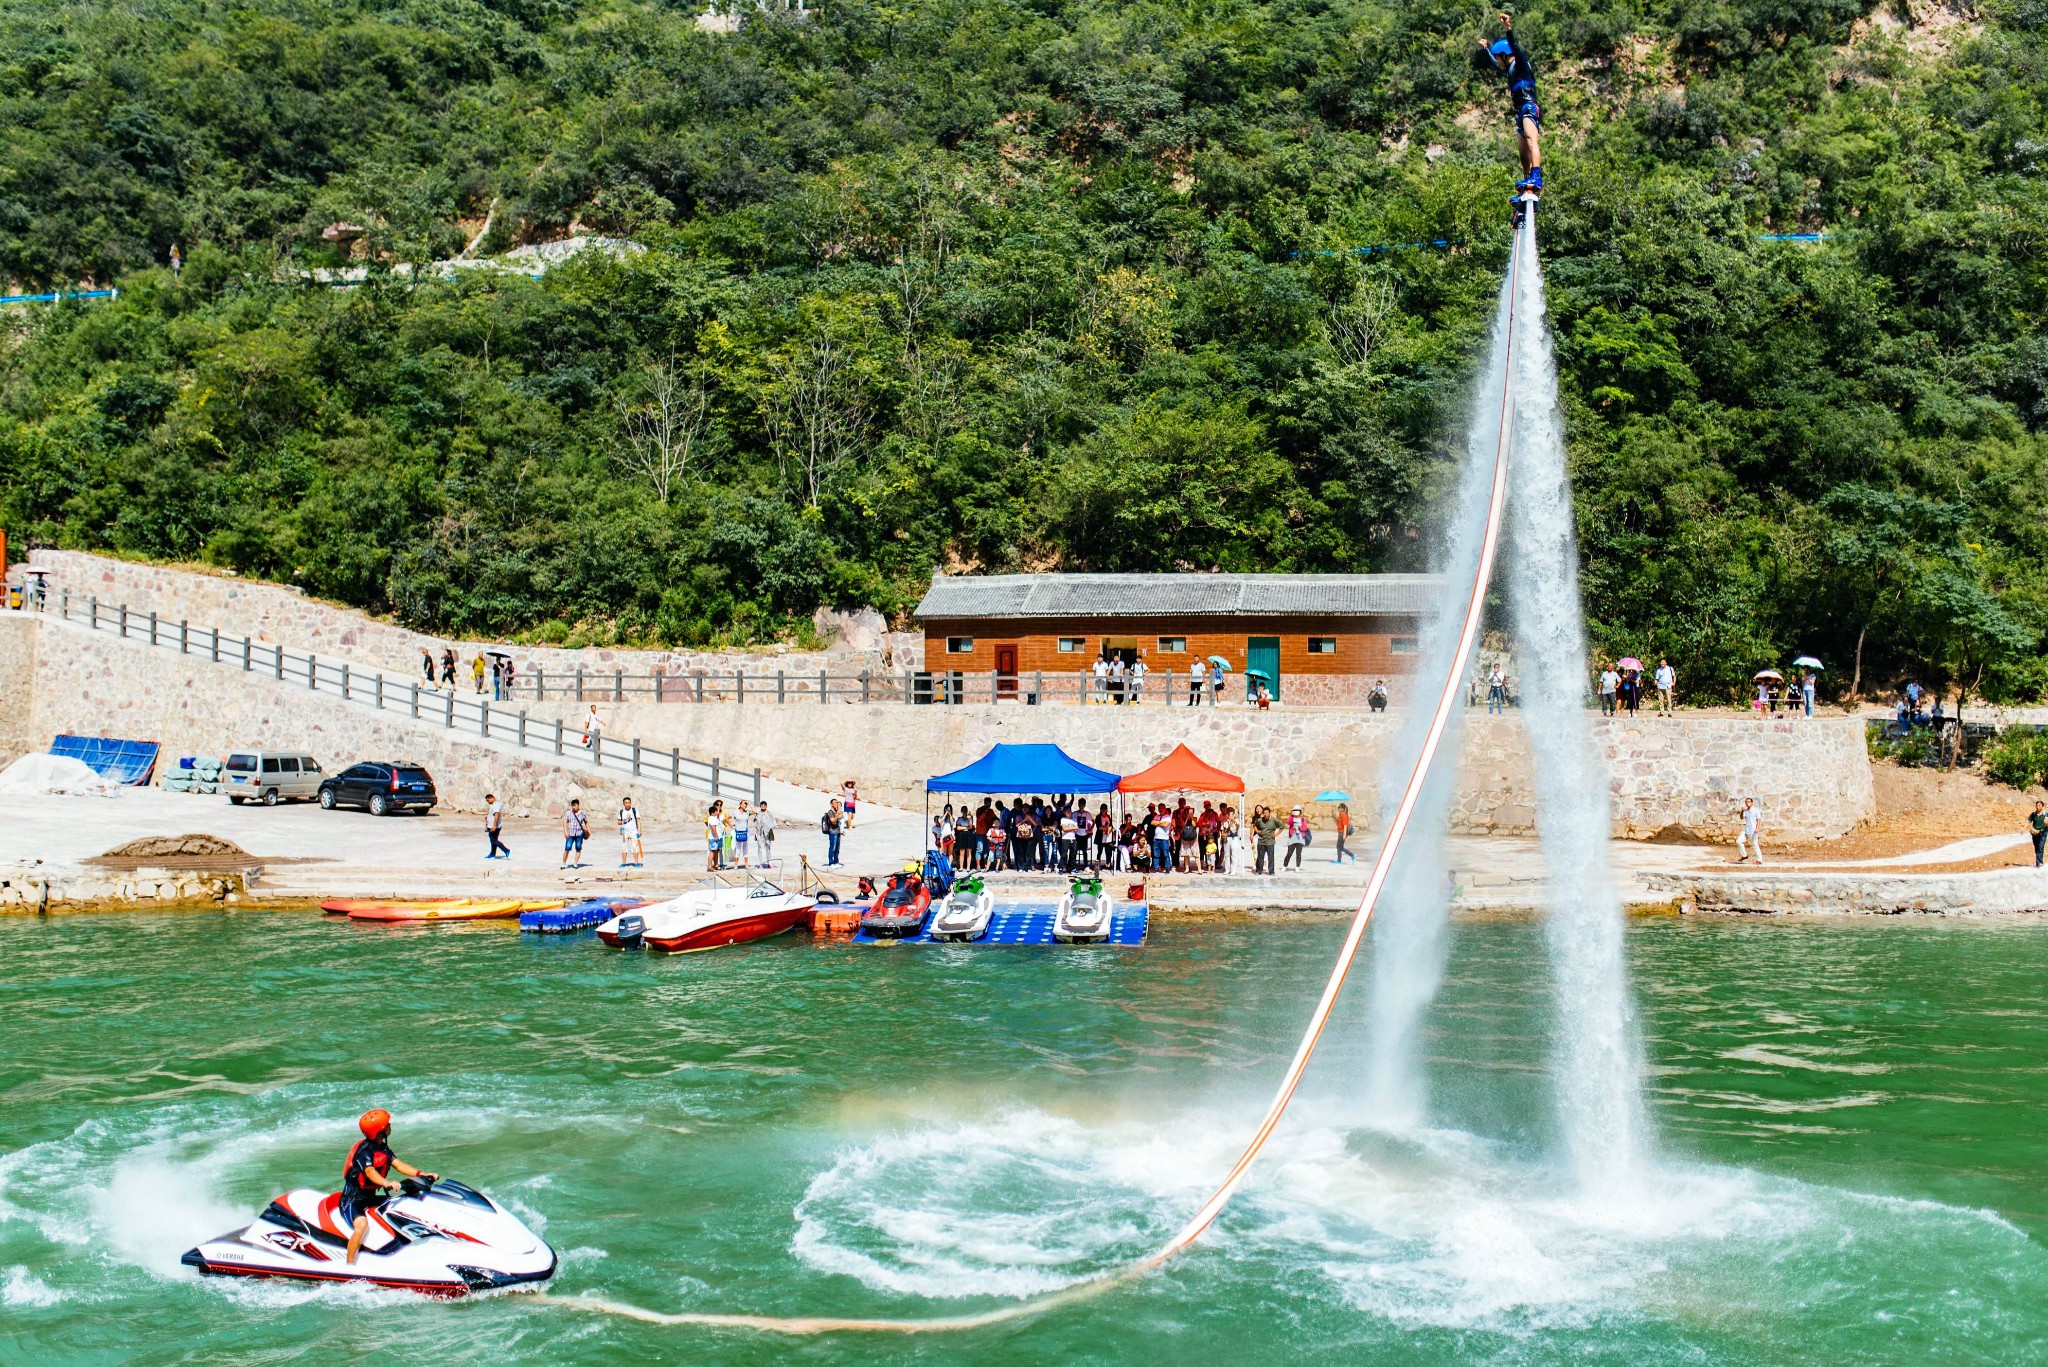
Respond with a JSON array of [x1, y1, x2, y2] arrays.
[[317, 762, 438, 816]]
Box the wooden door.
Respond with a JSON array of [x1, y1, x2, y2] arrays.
[[995, 645, 1018, 699]]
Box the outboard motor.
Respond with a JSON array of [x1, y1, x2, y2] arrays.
[[613, 913, 646, 950]]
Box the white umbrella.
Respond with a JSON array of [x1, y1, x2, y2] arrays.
[[1792, 656, 1823, 669]]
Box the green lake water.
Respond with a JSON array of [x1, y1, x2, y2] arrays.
[[4, 911, 2047, 1364]]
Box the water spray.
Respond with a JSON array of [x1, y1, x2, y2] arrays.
[[546, 202, 1541, 1336]]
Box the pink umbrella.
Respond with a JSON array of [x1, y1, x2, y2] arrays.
[[1617, 657, 1644, 671]]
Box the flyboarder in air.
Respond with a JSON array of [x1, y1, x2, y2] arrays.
[[1486, 12, 1542, 226]]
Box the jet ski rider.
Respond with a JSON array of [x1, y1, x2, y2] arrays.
[[343, 1109, 437, 1265]]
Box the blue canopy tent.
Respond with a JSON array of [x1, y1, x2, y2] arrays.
[[924, 743, 1123, 841], [926, 743, 1121, 795]]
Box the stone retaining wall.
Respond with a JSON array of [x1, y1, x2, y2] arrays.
[[1648, 868, 2048, 915], [0, 861, 251, 912], [505, 697, 1876, 840], [2, 615, 709, 823], [24, 550, 921, 680]]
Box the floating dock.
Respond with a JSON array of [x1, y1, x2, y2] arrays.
[[520, 897, 643, 933], [851, 899, 1149, 946]]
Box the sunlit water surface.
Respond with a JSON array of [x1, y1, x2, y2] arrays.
[[4, 912, 2047, 1363]]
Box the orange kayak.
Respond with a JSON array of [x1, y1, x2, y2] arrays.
[[341, 899, 564, 922]]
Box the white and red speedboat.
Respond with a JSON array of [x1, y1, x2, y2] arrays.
[[595, 877, 816, 953], [182, 1176, 554, 1296]]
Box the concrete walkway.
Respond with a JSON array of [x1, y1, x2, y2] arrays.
[[0, 788, 1713, 911]]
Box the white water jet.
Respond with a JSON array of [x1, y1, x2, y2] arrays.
[[1502, 218, 1651, 1187], [1361, 271, 1514, 1128]]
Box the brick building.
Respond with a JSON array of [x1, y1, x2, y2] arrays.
[[913, 572, 1440, 706]]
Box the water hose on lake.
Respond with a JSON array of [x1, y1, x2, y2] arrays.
[[548, 210, 1534, 1337]]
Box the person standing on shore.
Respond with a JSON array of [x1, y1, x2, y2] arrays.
[[1735, 797, 1765, 865], [1655, 659, 1675, 715], [1253, 806, 1281, 875], [822, 799, 846, 867], [705, 800, 725, 872], [1598, 665, 1619, 715], [1802, 670, 1816, 717], [1487, 665, 1507, 714], [1333, 802, 1355, 863], [2031, 801, 2047, 869], [734, 800, 752, 869], [1188, 657, 1206, 707], [561, 799, 589, 869], [840, 780, 859, 829], [582, 704, 603, 754], [1283, 806, 1310, 870], [485, 792, 510, 860], [755, 800, 777, 868], [618, 796, 643, 867]]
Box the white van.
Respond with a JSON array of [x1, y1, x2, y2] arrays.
[[224, 751, 325, 805]]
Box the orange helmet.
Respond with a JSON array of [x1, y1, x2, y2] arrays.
[[358, 1108, 392, 1138]]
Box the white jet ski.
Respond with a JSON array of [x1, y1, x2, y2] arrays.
[[182, 1176, 555, 1296], [928, 874, 994, 942], [1053, 876, 1115, 943]]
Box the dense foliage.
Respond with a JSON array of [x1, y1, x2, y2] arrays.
[[1, 0, 2044, 698]]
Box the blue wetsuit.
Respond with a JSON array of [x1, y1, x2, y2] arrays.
[[1495, 31, 1541, 127]]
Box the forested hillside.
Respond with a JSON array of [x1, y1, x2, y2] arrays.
[[1, 0, 2044, 699]]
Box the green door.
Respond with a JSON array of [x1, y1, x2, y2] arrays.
[[1246, 636, 1280, 701]]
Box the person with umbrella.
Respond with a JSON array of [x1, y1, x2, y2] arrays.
[[1315, 790, 1356, 863], [1206, 655, 1230, 707], [1794, 656, 1823, 717], [1753, 669, 1782, 715], [1618, 657, 1644, 716]]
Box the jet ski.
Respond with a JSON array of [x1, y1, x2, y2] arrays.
[[1054, 875, 1115, 943], [927, 873, 994, 942], [859, 864, 934, 938], [182, 1175, 555, 1297]]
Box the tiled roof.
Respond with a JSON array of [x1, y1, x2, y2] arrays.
[[913, 573, 1442, 620]]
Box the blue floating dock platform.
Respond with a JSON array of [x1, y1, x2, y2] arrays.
[[851, 899, 1149, 946], [521, 897, 642, 933]]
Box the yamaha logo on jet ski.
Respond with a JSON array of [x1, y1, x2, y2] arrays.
[[181, 1176, 556, 1297]]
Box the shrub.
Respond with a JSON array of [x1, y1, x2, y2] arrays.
[[1982, 729, 2048, 790]]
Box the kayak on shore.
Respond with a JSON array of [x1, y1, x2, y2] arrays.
[[330, 899, 564, 922]]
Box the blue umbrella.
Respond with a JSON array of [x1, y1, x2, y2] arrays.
[[1313, 789, 1350, 802], [1206, 655, 1233, 670]]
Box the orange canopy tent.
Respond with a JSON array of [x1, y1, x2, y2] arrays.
[[1117, 743, 1245, 794]]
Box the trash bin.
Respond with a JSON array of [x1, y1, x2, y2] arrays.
[[912, 671, 935, 704]]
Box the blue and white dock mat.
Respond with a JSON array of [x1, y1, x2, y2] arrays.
[[850, 899, 1149, 946]]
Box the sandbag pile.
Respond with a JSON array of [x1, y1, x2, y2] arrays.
[[162, 755, 225, 794]]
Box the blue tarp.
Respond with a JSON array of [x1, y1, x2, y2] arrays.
[[51, 735, 159, 786], [925, 743, 1120, 794]]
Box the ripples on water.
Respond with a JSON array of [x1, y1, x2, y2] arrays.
[[3, 913, 2048, 1363]]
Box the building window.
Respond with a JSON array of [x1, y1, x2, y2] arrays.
[[1391, 636, 1418, 655], [1308, 637, 1337, 655], [947, 636, 974, 653], [1157, 636, 1186, 653], [1057, 637, 1085, 653]]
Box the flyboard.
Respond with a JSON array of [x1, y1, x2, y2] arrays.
[[548, 195, 1539, 1335]]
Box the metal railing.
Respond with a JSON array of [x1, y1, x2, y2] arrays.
[[37, 592, 759, 803], [408, 663, 1255, 707]]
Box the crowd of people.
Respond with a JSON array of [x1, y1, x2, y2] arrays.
[[931, 796, 1351, 876], [422, 647, 521, 700]]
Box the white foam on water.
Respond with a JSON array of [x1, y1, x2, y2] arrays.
[[791, 1108, 1206, 1298], [782, 1102, 2041, 1335], [3, 1264, 65, 1307]]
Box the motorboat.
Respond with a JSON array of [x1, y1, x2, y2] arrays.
[[859, 865, 934, 939], [1054, 876, 1116, 943], [181, 1175, 554, 1297], [594, 877, 815, 952], [927, 873, 994, 941]]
